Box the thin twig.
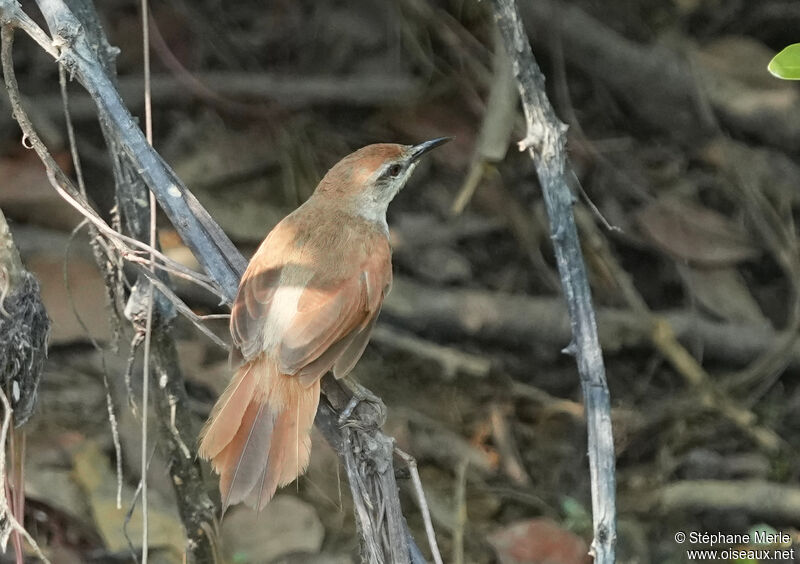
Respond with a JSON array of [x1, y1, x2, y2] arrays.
[[122, 251, 218, 295], [140, 179, 153, 564], [65, 222, 124, 509], [123, 444, 157, 564], [139, 0, 154, 559], [395, 447, 444, 564], [452, 458, 468, 564], [197, 313, 230, 320], [131, 266, 228, 349], [2, 16, 224, 350], [6, 427, 24, 564], [59, 66, 87, 194], [0, 2, 57, 58], [489, 0, 617, 561], [1, 32, 219, 294]]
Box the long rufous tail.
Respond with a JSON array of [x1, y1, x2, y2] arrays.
[[198, 356, 320, 511]]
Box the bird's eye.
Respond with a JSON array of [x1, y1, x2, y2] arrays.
[[387, 164, 403, 177]]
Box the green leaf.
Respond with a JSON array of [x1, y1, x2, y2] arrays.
[[769, 44, 800, 79], [749, 523, 777, 545], [232, 552, 250, 564], [560, 496, 592, 533]]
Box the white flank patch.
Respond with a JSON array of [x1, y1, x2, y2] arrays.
[[11, 380, 20, 403], [168, 184, 182, 198], [262, 283, 305, 349]]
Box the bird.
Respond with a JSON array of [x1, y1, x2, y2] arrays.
[[198, 137, 450, 511]]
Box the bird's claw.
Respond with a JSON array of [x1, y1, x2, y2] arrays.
[[338, 382, 386, 429]]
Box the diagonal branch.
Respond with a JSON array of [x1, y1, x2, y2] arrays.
[[1, 0, 425, 561], [489, 0, 617, 561], [30, 0, 246, 297], [2, 17, 221, 562]]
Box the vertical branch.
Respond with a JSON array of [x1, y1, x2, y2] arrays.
[[139, 0, 155, 560], [37, 1, 218, 561], [317, 377, 412, 563], [489, 0, 617, 562], [149, 331, 219, 561], [59, 63, 125, 510]]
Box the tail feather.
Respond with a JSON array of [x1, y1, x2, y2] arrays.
[[222, 402, 272, 510], [198, 361, 259, 459], [274, 380, 319, 487], [245, 409, 287, 510], [199, 355, 321, 511], [213, 399, 259, 496], [247, 379, 320, 510]]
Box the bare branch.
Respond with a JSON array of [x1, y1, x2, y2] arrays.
[[1, 20, 224, 348], [489, 0, 617, 561], [34, 0, 246, 295], [1, 0, 428, 560], [1, 1, 221, 560]]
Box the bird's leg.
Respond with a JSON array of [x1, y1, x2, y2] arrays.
[[338, 377, 386, 428]]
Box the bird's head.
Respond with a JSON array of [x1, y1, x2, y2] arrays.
[[313, 138, 451, 228]]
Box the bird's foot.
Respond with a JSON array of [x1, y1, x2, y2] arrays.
[[338, 380, 386, 429]]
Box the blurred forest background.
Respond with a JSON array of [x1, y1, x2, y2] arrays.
[[2, 0, 800, 562]]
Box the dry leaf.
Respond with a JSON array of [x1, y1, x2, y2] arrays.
[[677, 264, 767, 325], [488, 518, 591, 564], [476, 28, 518, 163], [635, 198, 760, 266], [0, 151, 79, 231], [26, 249, 111, 344]]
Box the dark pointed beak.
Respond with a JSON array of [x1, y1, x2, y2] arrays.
[[408, 137, 452, 161]]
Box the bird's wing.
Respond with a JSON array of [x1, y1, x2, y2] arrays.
[[278, 256, 389, 377], [230, 216, 391, 377], [230, 219, 297, 363]]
